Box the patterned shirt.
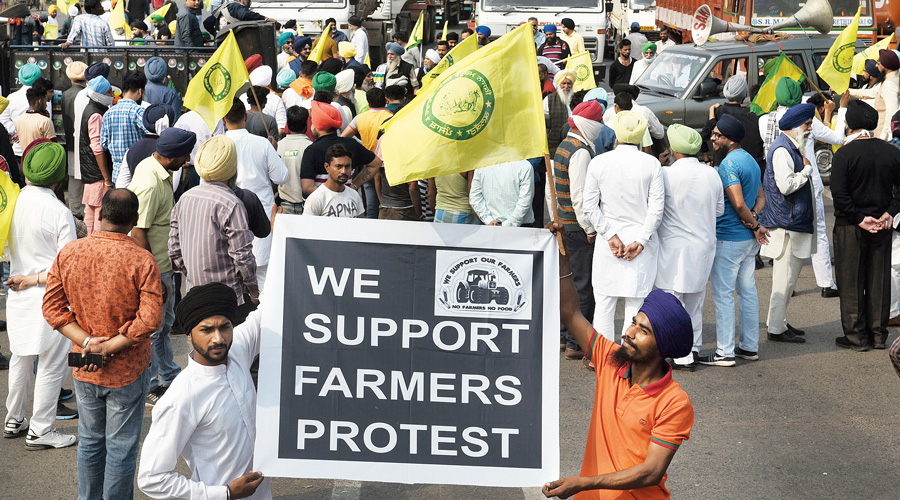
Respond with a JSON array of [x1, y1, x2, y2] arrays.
[[169, 180, 257, 305], [43, 231, 163, 388], [65, 13, 114, 50], [101, 99, 148, 181]]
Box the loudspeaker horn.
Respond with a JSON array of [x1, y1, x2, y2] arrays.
[[692, 4, 762, 46], [765, 0, 833, 34]]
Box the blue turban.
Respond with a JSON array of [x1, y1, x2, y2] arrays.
[[142, 103, 174, 132], [386, 42, 405, 56], [638, 289, 693, 359], [156, 128, 196, 159], [864, 59, 880, 79], [293, 36, 312, 54], [277, 67, 297, 88], [715, 113, 745, 142], [778, 102, 815, 130], [278, 31, 293, 47], [585, 87, 609, 114], [543, 24, 557, 34], [87, 76, 110, 95], [476, 25, 491, 37], [145, 56, 167, 83], [85, 62, 110, 80], [18, 64, 41, 86]]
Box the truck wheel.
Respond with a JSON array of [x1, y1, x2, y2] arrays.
[[456, 283, 468, 303], [815, 145, 832, 185], [494, 287, 510, 305], [425, 7, 436, 44], [470, 287, 489, 304]]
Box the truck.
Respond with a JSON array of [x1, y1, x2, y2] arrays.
[[656, 0, 874, 44], [607, 0, 657, 47], [470, 0, 608, 81], [251, 0, 447, 67]]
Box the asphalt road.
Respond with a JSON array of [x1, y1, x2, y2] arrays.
[[1, 190, 899, 499]]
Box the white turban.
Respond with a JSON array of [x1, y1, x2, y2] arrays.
[[249, 66, 273, 87], [425, 49, 441, 64], [68, 5, 79, 16], [334, 69, 355, 94], [554, 68, 576, 87]]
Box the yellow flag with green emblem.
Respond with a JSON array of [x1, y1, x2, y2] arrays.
[[184, 31, 249, 131], [816, 8, 860, 94], [750, 52, 805, 115], [408, 11, 425, 50], [381, 23, 547, 185], [145, 3, 171, 24], [852, 34, 893, 76], [44, 24, 58, 40], [0, 172, 20, 256], [420, 34, 478, 90], [108, 0, 131, 38], [309, 23, 332, 64], [566, 51, 596, 92]]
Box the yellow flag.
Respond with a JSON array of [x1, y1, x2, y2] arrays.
[[852, 34, 893, 76], [309, 23, 332, 64], [364, 51, 370, 67], [145, 3, 172, 24], [108, 0, 131, 38], [0, 172, 20, 255], [57, 0, 78, 17], [750, 52, 806, 115], [184, 31, 249, 131], [421, 33, 477, 90], [816, 8, 860, 94], [382, 23, 547, 185], [44, 24, 58, 40], [566, 51, 596, 92], [441, 20, 448, 42], [408, 11, 425, 50]]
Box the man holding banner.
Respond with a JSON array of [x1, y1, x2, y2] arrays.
[[543, 223, 694, 499]]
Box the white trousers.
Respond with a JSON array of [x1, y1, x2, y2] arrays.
[[4, 334, 70, 436], [767, 249, 805, 335], [593, 295, 645, 342], [890, 232, 900, 318], [664, 289, 706, 365], [811, 180, 836, 288]]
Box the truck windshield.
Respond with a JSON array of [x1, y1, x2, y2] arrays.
[[482, 0, 601, 9], [634, 51, 710, 98], [628, 0, 654, 10], [752, 0, 868, 18]]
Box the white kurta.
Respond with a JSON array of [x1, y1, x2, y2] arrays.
[[583, 144, 665, 297], [629, 58, 652, 85], [240, 93, 288, 130], [137, 311, 272, 500], [72, 87, 92, 180], [760, 137, 817, 260], [6, 186, 77, 355], [227, 129, 289, 268], [655, 157, 725, 293]]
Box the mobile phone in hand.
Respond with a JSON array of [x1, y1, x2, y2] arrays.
[[68, 352, 103, 369]]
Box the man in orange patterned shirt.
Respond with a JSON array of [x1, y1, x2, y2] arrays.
[[543, 224, 694, 500], [43, 188, 163, 500]]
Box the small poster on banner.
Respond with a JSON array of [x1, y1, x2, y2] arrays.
[[254, 216, 560, 487]]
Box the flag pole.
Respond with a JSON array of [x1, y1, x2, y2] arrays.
[[248, 83, 275, 143], [543, 153, 566, 255]]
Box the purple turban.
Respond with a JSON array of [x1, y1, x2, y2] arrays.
[[638, 289, 693, 359]]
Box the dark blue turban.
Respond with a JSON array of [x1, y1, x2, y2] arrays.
[[156, 128, 196, 159], [716, 113, 745, 142], [778, 102, 815, 131], [639, 289, 693, 359]]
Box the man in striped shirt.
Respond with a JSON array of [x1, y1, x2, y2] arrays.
[[168, 135, 260, 324], [60, 0, 114, 51]]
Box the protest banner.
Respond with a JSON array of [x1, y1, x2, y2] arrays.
[[255, 217, 560, 487]]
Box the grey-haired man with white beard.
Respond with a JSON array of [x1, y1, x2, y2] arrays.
[[757, 102, 818, 344], [544, 68, 575, 155]]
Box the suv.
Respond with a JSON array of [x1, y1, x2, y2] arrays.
[[630, 35, 867, 180]]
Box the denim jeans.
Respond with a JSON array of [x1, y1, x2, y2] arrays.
[[362, 180, 378, 219], [148, 271, 181, 391], [710, 238, 760, 357], [74, 369, 149, 500]]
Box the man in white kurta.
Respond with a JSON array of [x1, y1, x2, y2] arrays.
[[224, 103, 288, 290], [655, 125, 724, 369], [138, 284, 271, 500], [759, 87, 847, 296], [3, 143, 77, 448], [583, 111, 665, 341]]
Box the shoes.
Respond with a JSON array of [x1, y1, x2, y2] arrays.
[[835, 336, 872, 352], [56, 402, 78, 420], [767, 331, 806, 343], [874, 342, 887, 350], [697, 354, 736, 367], [4, 417, 28, 438], [58, 388, 73, 402], [755, 255, 765, 270], [25, 429, 77, 450], [889, 316, 900, 327], [821, 287, 839, 298], [735, 347, 759, 360], [0, 351, 8, 370], [791, 290, 797, 297], [564, 347, 586, 360], [146, 386, 169, 407], [671, 361, 696, 372], [786, 324, 805, 336], [0, 319, 6, 330]]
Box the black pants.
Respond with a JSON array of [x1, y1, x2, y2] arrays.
[[833, 225, 892, 347], [560, 230, 595, 349]]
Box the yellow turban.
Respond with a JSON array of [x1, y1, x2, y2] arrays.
[[613, 111, 647, 146], [554, 68, 576, 88], [49, 5, 58, 14], [666, 124, 702, 155], [338, 41, 357, 58], [66, 61, 88, 82], [195, 136, 237, 182]]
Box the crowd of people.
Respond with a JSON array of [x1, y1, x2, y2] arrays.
[[1, 6, 900, 499]]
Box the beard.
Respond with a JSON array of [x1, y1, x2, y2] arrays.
[[556, 87, 572, 107], [387, 56, 401, 75], [192, 339, 231, 364], [611, 338, 655, 367], [789, 128, 810, 151], [361, 80, 374, 91]]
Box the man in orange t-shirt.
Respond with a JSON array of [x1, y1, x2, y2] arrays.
[[543, 224, 695, 500]]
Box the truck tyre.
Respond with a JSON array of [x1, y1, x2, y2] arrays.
[[470, 287, 489, 304], [425, 7, 436, 44], [456, 283, 468, 303], [494, 287, 510, 305], [814, 144, 832, 185]]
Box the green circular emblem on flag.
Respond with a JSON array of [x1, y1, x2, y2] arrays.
[[0, 185, 7, 213], [422, 69, 494, 141], [834, 42, 855, 73], [575, 63, 590, 82], [203, 62, 232, 102], [445, 55, 454, 66]]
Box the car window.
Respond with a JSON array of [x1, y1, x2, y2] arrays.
[[697, 56, 749, 97], [634, 51, 710, 98]]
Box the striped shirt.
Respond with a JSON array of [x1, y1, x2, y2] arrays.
[[101, 99, 148, 181], [169, 181, 257, 305], [65, 14, 114, 50]]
